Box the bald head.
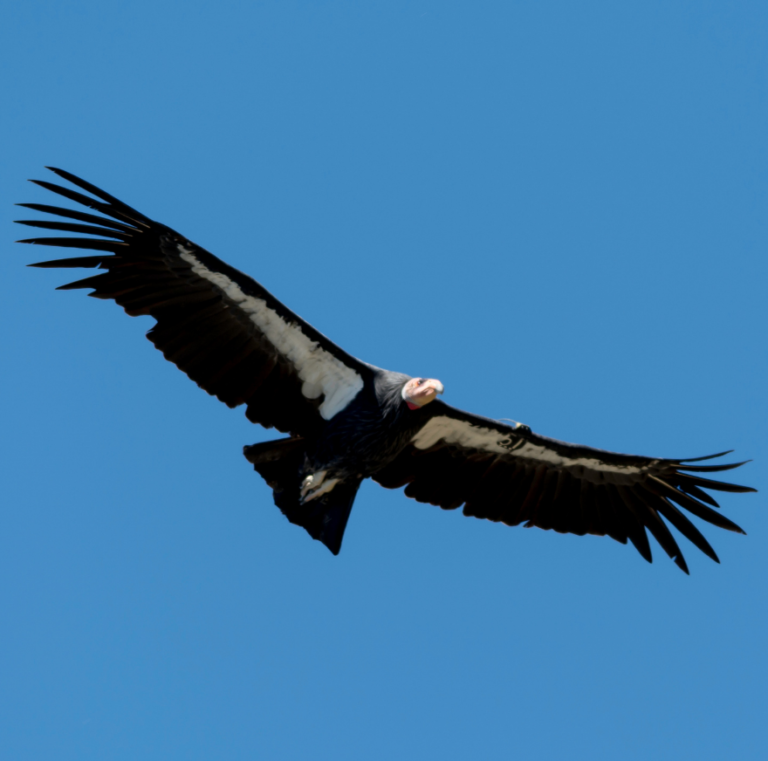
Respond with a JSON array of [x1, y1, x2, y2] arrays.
[[401, 377, 445, 409]]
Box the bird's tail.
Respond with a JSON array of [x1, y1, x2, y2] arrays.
[[243, 438, 360, 555]]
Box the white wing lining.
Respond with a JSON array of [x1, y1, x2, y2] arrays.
[[179, 246, 363, 419]]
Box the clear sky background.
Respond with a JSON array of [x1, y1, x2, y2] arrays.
[[1, 2, 766, 759]]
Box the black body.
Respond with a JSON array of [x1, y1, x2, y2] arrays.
[[246, 371, 433, 554]]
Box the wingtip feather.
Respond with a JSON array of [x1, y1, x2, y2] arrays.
[[678, 450, 734, 463], [675, 555, 690, 574]]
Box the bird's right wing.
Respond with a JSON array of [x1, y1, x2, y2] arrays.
[[374, 402, 756, 572], [17, 168, 375, 437]]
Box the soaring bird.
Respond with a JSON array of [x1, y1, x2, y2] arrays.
[[16, 168, 755, 572]]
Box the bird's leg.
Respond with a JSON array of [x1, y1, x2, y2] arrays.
[[300, 470, 341, 503], [301, 470, 326, 498]]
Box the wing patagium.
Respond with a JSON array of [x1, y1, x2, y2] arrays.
[[374, 404, 755, 573], [17, 167, 370, 436]]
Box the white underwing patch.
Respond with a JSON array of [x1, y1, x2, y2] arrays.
[[179, 246, 363, 419], [412, 416, 650, 481]]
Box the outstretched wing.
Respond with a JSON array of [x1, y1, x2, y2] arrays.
[[374, 402, 755, 572], [16, 168, 373, 437]]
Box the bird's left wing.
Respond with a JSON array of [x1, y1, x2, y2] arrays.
[[373, 402, 755, 572], [17, 168, 373, 437]]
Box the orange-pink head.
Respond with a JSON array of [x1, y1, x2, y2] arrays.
[[401, 377, 445, 409]]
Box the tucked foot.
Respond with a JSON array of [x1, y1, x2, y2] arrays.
[[301, 470, 327, 499], [301, 474, 341, 503]]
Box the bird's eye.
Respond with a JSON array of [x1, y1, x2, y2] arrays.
[[417, 379, 425, 386]]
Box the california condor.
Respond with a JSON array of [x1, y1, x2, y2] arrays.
[[16, 168, 756, 572]]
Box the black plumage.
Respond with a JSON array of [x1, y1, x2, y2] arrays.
[[17, 168, 756, 570]]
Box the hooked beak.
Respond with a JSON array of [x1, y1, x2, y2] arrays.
[[403, 377, 445, 408]]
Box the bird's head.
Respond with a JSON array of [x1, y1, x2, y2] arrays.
[[401, 377, 445, 409]]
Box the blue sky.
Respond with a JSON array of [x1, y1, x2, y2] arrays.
[[1, 1, 766, 759]]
